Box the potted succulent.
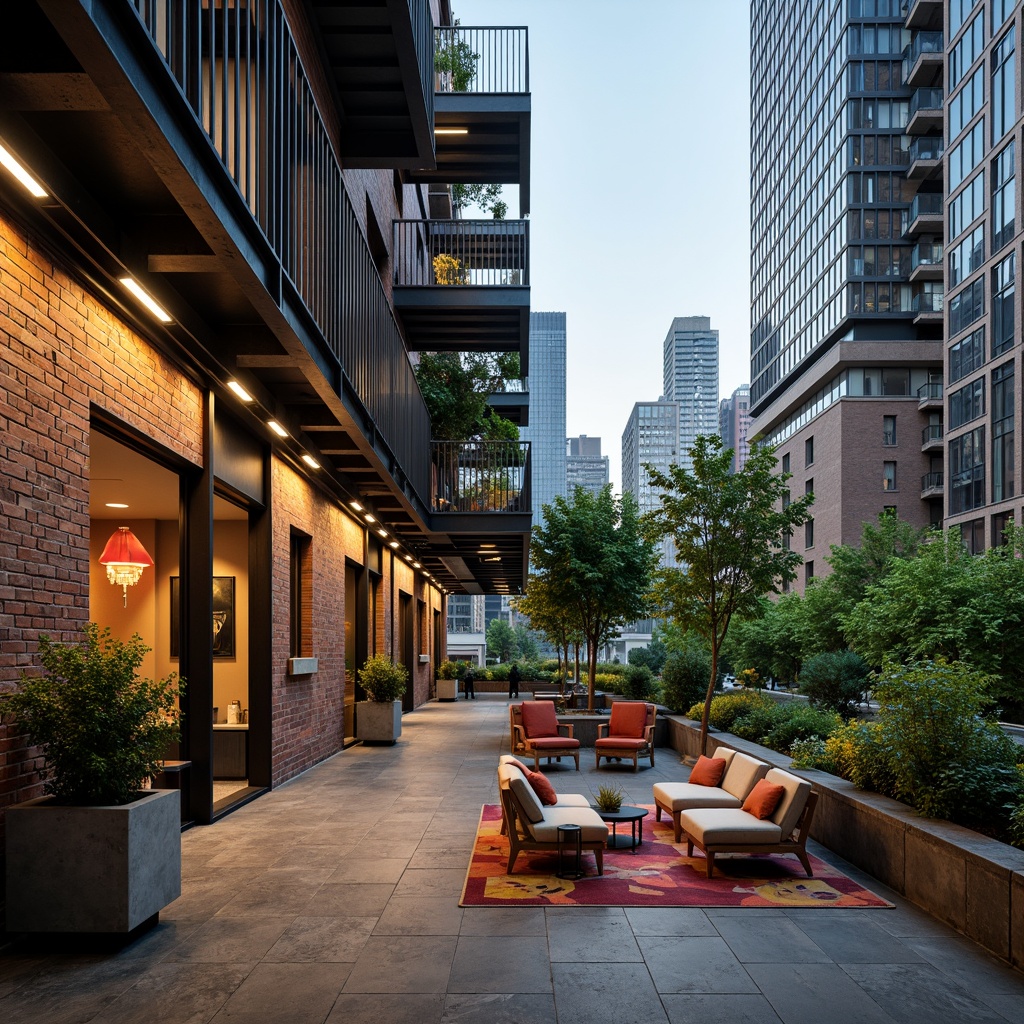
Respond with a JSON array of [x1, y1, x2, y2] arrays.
[[595, 785, 625, 814], [356, 654, 408, 744], [2, 623, 184, 935]]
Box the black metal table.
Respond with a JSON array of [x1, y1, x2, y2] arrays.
[[592, 804, 648, 852]]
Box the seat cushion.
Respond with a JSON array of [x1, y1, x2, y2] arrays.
[[689, 755, 727, 787], [499, 764, 546, 824], [720, 752, 770, 800], [608, 702, 648, 738], [595, 737, 648, 751], [521, 701, 560, 738], [554, 793, 590, 807], [679, 807, 783, 845], [652, 782, 742, 812], [526, 736, 580, 751], [527, 806, 609, 843]]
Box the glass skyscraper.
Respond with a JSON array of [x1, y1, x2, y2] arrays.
[[662, 316, 719, 470]]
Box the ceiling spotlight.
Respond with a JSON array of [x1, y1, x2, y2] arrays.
[[119, 276, 172, 323], [105, 502, 129, 509], [350, 501, 363, 512], [412, 561, 422, 569], [377, 528, 388, 538], [226, 380, 253, 402], [389, 540, 400, 549], [301, 454, 320, 469], [364, 513, 376, 523], [434, 127, 469, 135], [267, 420, 288, 438]]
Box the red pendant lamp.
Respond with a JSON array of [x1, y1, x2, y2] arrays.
[[99, 526, 154, 606]]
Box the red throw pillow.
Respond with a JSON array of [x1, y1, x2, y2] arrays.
[[742, 778, 786, 820], [524, 768, 558, 805], [689, 755, 727, 787], [506, 757, 531, 774]]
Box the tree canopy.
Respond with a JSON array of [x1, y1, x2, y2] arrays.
[[415, 351, 520, 441], [485, 619, 518, 663], [644, 436, 813, 751]]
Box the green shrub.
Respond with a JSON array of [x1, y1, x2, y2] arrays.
[[789, 737, 839, 774], [595, 673, 624, 695], [596, 662, 625, 675], [686, 690, 774, 732], [628, 644, 667, 675], [730, 702, 782, 743], [1010, 768, 1024, 849], [761, 704, 842, 754], [357, 654, 408, 702], [800, 650, 870, 716], [489, 663, 511, 681], [540, 659, 561, 673], [622, 664, 657, 700], [437, 660, 459, 680], [661, 648, 712, 714]]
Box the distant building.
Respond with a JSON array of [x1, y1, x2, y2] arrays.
[[719, 385, 752, 473], [663, 316, 720, 468], [566, 435, 610, 497], [521, 312, 568, 516]]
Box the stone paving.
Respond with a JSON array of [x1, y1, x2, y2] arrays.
[[1, 694, 1023, 1024]]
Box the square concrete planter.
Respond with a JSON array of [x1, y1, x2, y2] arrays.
[[437, 678, 458, 701], [357, 699, 403, 744], [5, 788, 181, 934]]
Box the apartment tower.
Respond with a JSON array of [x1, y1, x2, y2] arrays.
[[719, 384, 753, 473], [663, 316, 720, 469], [566, 435, 610, 496]]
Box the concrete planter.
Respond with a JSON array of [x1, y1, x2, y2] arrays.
[[436, 678, 458, 702], [357, 699, 403, 744], [5, 788, 181, 934]]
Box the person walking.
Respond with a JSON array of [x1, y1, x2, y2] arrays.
[[463, 666, 475, 700], [508, 662, 520, 699]]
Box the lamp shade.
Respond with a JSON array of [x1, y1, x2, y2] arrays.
[[99, 526, 154, 605]]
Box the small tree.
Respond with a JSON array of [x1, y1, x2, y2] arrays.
[[486, 618, 518, 663], [644, 436, 812, 753], [800, 650, 870, 716]]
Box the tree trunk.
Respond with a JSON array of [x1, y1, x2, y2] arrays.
[[587, 638, 597, 712], [700, 641, 719, 756]]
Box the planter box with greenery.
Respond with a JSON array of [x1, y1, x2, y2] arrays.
[[356, 655, 408, 744], [2, 625, 183, 935], [436, 660, 460, 702]]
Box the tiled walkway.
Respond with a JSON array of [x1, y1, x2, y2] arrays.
[[2, 695, 1023, 1023]]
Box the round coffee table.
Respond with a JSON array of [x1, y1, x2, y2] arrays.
[[592, 804, 648, 851]]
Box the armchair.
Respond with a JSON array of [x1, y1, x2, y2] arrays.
[[509, 701, 580, 770], [594, 702, 656, 771]]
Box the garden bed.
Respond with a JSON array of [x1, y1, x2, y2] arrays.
[[665, 714, 1024, 970]]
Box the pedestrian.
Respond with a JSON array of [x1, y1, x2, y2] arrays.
[[508, 662, 520, 699], [463, 666, 475, 700]]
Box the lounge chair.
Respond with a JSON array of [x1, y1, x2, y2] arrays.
[[510, 701, 580, 770], [594, 702, 657, 771]]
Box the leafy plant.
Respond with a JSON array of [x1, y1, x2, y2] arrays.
[[622, 664, 656, 700], [451, 183, 507, 219], [357, 654, 408, 703], [595, 785, 624, 813], [438, 660, 461, 680], [800, 649, 870, 716], [432, 253, 468, 285], [1, 624, 183, 806], [660, 646, 712, 713], [761, 704, 842, 755], [435, 22, 479, 92], [686, 690, 774, 732]]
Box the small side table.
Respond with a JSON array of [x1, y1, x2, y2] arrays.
[[556, 823, 584, 880], [592, 805, 648, 852]]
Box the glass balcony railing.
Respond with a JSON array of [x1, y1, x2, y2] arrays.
[[912, 290, 944, 313], [910, 88, 944, 117], [910, 192, 943, 221], [918, 382, 944, 401], [921, 471, 944, 491], [922, 424, 944, 444], [435, 26, 529, 94], [909, 137, 945, 163], [431, 441, 531, 513], [911, 241, 943, 270], [903, 31, 944, 64]]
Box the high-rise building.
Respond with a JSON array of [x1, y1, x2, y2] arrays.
[[719, 385, 752, 473], [522, 312, 568, 516], [566, 435, 610, 496], [750, 0, 944, 591], [622, 401, 680, 566], [663, 316, 720, 469]]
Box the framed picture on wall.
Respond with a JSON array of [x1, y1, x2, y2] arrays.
[[170, 576, 236, 659]]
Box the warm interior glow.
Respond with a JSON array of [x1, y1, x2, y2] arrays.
[[268, 420, 288, 437], [119, 276, 172, 323], [99, 526, 155, 607], [0, 142, 47, 197], [227, 380, 253, 402], [389, 540, 400, 549], [412, 562, 422, 569], [364, 513, 376, 523]]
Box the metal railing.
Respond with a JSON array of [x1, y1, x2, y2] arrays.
[[127, 0, 432, 502], [910, 88, 944, 116], [918, 381, 944, 401], [921, 471, 944, 491], [394, 219, 530, 287], [431, 441, 531, 513], [922, 424, 944, 444], [911, 241, 943, 269], [910, 192, 943, 220], [434, 26, 528, 94]]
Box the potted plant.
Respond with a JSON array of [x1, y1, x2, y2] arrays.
[[595, 785, 624, 814], [436, 659, 459, 702], [356, 654, 408, 744], [2, 624, 184, 935]]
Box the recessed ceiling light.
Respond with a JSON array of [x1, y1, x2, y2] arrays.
[[377, 528, 388, 538], [364, 513, 376, 523], [389, 540, 400, 549], [404, 553, 413, 561], [105, 502, 129, 509], [434, 127, 469, 135], [412, 562, 422, 569], [479, 543, 496, 549], [301, 454, 320, 469], [226, 380, 253, 402], [0, 141, 47, 197], [267, 420, 288, 438], [119, 276, 172, 323], [350, 501, 363, 512]]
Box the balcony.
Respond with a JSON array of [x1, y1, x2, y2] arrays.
[[406, 26, 532, 214], [902, 0, 943, 29], [918, 382, 944, 408], [912, 289, 944, 323], [487, 378, 530, 426], [921, 423, 944, 451], [428, 440, 532, 593], [907, 89, 944, 134], [910, 242, 943, 281], [907, 136, 945, 179], [907, 192, 943, 236], [305, 0, 436, 168], [393, 219, 530, 370], [903, 32, 944, 87], [921, 471, 944, 498]]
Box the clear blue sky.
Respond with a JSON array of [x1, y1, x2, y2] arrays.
[[455, 0, 751, 489]]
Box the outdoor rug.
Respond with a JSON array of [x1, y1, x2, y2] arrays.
[[460, 804, 893, 909]]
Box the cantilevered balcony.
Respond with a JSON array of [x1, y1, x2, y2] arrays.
[[918, 382, 944, 409], [305, 0, 436, 168], [921, 471, 944, 498], [907, 192, 943, 236], [902, 0, 943, 30], [426, 440, 532, 593], [921, 423, 944, 451], [487, 378, 530, 426], [406, 26, 531, 214], [910, 242, 943, 280], [393, 218, 530, 370], [907, 88, 944, 134], [903, 32, 943, 87], [912, 288, 944, 323], [907, 136, 945, 179]]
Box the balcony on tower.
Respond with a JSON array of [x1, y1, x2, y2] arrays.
[[921, 423, 944, 452], [406, 26, 531, 214], [907, 135, 945, 179], [921, 471, 944, 499], [912, 287, 944, 324], [902, 0, 943, 31], [907, 88, 944, 135], [392, 218, 530, 371], [903, 31, 943, 87], [910, 242, 943, 281], [918, 381, 944, 409], [907, 192, 943, 236]]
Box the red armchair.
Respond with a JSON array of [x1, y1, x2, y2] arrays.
[[595, 702, 656, 771], [509, 700, 580, 770]]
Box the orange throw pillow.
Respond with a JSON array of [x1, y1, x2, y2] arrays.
[[506, 757, 531, 774], [689, 755, 727, 787], [525, 768, 558, 805], [742, 778, 786, 820]]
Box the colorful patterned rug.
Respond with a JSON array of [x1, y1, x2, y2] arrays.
[[460, 804, 893, 909]]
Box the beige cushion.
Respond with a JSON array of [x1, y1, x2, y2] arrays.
[[721, 752, 770, 800], [652, 782, 742, 811], [679, 807, 783, 845], [499, 764, 546, 824], [765, 767, 812, 837], [527, 806, 609, 843], [554, 793, 591, 808], [704, 747, 737, 774]]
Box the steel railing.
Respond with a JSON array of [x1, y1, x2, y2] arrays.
[[127, 0, 433, 502], [909, 137, 945, 163], [394, 219, 530, 287], [434, 26, 528, 94], [913, 290, 945, 313], [431, 441, 531, 513]]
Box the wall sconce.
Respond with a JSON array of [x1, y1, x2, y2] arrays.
[[99, 526, 154, 606]]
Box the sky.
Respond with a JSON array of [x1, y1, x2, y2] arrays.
[[456, 0, 751, 489]]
